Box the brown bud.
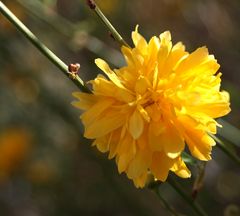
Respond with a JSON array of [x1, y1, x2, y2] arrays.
[[86, 0, 96, 9], [68, 63, 80, 73]]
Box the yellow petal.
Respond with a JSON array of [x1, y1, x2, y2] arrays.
[[91, 76, 116, 96], [95, 58, 125, 89], [171, 157, 191, 178], [117, 133, 132, 154], [162, 125, 185, 159], [92, 76, 134, 103], [161, 42, 188, 77], [152, 63, 159, 90], [160, 31, 171, 43], [81, 99, 114, 127], [132, 25, 148, 52], [117, 139, 136, 173], [137, 105, 150, 122], [100, 129, 121, 159], [108, 138, 118, 159], [148, 36, 160, 58], [178, 115, 214, 160], [132, 171, 148, 188], [158, 31, 172, 75], [84, 112, 126, 139], [127, 149, 151, 179], [150, 152, 174, 182], [175, 47, 209, 76], [128, 110, 144, 139], [72, 92, 97, 110], [93, 136, 109, 153], [135, 75, 150, 95], [121, 46, 135, 67], [136, 129, 148, 149], [192, 101, 231, 119], [148, 121, 165, 151], [145, 37, 160, 80]]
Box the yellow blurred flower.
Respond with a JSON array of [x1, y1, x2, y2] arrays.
[[96, 0, 120, 15], [0, 1, 26, 31], [72, 26, 230, 188], [26, 159, 57, 184], [0, 128, 32, 182]]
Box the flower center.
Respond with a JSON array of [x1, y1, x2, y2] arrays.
[[142, 98, 155, 108]]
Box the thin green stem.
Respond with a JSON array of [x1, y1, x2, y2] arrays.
[[149, 183, 180, 216], [168, 177, 208, 216], [192, 162, 206, 199], [86, 0, 130, 48], [17, 0, 123, 67], [0, 1, 90, 93], [218, 119, 240, 147], [17, 0, 77, 36], [212, 135, 240, 165]]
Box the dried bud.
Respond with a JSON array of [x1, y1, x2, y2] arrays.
[[86, 0, 96, 9], [68, 63, 80, 74]]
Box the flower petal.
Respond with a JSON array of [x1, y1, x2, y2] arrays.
[[132, 171, 148, 188], [95, 58, 125, 89], [127, 148, 151, 179], [171, 157, 191, 178], [129, 110, 144, 139], [150, 152, 174, 182], [148, 121, 165, 151], [117, 138, 136, 173], [175, 47, 211, 77], [178, 115, 215, 160], [93, 136, 109, 153], [72, 92, 97, 110], [84, 112, 126, 139], [162, 125, 185, 159], [132, 25, 148, 52], [81, 99, 114, 127]]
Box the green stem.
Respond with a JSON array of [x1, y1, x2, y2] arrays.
[[0, 1, 90, 93], [168, 177, 208, 216], [149, 183, 180, 216], [17, 0, 123, 67], [192, 162, 206, 199], [212, 135, 240, 165], [17, 0, 77, 36], [86, 0, 130, 48]]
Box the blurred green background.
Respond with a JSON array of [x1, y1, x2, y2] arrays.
[[0, 0, 240, 215]]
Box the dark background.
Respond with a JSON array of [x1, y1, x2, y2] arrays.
[[0, 0, 239, 215]]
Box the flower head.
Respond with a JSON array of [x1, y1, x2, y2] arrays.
[[72, 26, 230, 188]]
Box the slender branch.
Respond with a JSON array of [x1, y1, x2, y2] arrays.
[[149, 182, 181, 216], [17, 0, 77, 36], [192, 162, 206, 199], [86, 0, 130, 48], [16, 0, 123, 67], [218, 119, 240, 147], [212, 135, 240, 165], [0, 1, 90, 93], [168, 177, 208, 216]]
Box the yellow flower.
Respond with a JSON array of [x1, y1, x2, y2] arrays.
[[0, 128, 32, 182], [72, 26, 230, 188]]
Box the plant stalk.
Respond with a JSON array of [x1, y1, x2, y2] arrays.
[[149, 183, 180, 216], [212, 135, 240, 165], [168, 177, 208, 216], [86, 0, 130, 48], [0, 1, 90, 93]]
